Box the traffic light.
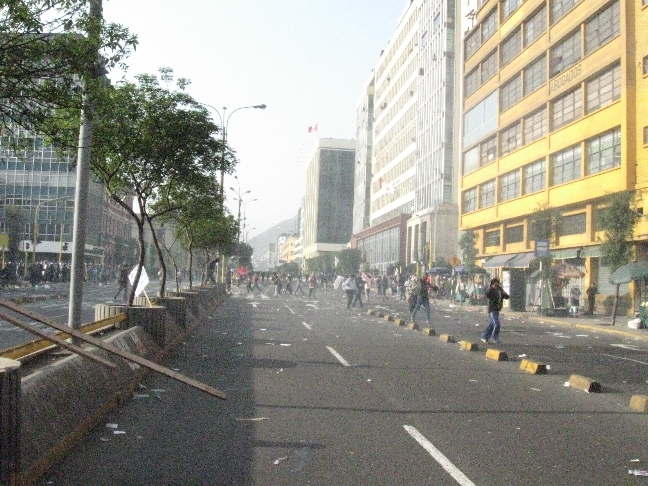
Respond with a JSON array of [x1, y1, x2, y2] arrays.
[[25, 242, 30, 250], [62, 242, 69, 251]]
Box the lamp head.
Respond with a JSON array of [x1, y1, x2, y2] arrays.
[[254, 104, 267, 109]]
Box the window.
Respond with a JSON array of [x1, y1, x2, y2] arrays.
[[481, 51, 498, 83], [463, 146, 480, 175], [523, 159, 546, 194], [524, 54, 547, 95], [501, 28, 522, 66], [550, 30, 581, 77], [482, 9, 498, 42], [465, 68, 480, 97], [480, 136, 497, 165], [524, 108, 547, 144], [465, 28, 481, 60], [644, 126, 648, 145], [501, 74, 521, 111], [524, 5, 547, 47], [500, 170, 520, 202], [433, 13, 441, 30], [463, 187, 477, 213], [485, 229, 501, 246], [502, 0, 521, 20], [551, 145, 581, 185], [505, 225, 524, 243], [584, 0, 620, 55], [586, 127, 621, 175], [643, 56, 648, 76], [585, 64, 621, 113], [551, 87, 582, 130], [552, 0, 580, 24], [463, 91, 499, 148], [562, 213, 586, 235], [480, 180, 496, 208], [500, 122, 521, 155]]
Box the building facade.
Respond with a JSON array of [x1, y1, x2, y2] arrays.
[[460, 0, 648, 302], [353, 76, 375, 235], [302, 138, 356, 261]]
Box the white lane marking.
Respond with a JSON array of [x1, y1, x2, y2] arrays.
[[601, 353, 648, 366], [326, 346, 350, 367], [285, 305, 296, 315], [403, 425, 476, 486], [305, 303, 319, 310], [610, 343, 645, 351], [249, 302, 260, 308], [302, 322, 312, 330]]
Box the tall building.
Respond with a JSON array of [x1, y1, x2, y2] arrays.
[[353, 75, 375, 235], [352, 0, 461, 271], [0, 128, 134, 269], [302, 139, 355, 262], [459, 0, 648, 304]]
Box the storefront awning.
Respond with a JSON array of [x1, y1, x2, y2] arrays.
[[506, 252, 535, 268], [483, 254, 516, 268]]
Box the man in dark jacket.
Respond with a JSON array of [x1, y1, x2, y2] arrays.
[[481, 278, 510, 344]]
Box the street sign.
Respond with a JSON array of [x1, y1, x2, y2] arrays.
[[534, 240, 550, 257]]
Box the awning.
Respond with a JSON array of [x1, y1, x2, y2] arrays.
[[483, 254, 515, 268], [506, 252, 535, 268]]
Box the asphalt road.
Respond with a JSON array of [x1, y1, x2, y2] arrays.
[[39, 284, 648, 485]]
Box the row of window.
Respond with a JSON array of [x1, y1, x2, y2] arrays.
[[462, 126, 622, 214], [465, 1, 618, 100], [463, 62, 621, 175], [465, 0, 582, 61], [484, 211, 587, 247]]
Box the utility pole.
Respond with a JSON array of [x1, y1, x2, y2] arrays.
[[68, 0, 102, 338]]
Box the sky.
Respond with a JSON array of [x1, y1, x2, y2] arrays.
[[101, 0, 411, 238]]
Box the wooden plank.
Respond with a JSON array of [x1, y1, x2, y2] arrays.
[[0, 310, 116, 369], [0, 298, 226, 400]]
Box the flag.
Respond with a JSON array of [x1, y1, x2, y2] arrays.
[[308, 124, 318, 133], [334, 256, 339, 267]]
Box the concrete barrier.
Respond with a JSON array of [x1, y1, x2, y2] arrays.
[[10, 284, 228, 486]]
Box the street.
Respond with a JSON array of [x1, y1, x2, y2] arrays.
[[39, 284, 648, 485]]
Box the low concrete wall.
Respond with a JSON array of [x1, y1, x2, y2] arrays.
[[14, 284, 227, 486]]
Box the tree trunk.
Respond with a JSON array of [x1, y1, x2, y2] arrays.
[[147, 217, 167, 298], [129, 221, 146, 307], [611, 284, 620, 326]]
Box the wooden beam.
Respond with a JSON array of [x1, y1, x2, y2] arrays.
[[0, 310, 116, 369], [0, 298, 226, 400]]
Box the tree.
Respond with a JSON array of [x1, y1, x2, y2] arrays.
[[595, 190, 642, 324], [0, 0, 137, 138], [595, 191, 641, 271], [458, 229, 478, 273], [51, 69, 224, 304], [528, 203, 563, 281], [334, 248, 362, 276]]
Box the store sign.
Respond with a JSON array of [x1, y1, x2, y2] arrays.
[[535, 240, 550, 258], [550, 63, 582, 93]]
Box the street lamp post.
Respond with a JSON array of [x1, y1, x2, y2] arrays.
[[241, 199, 257, 242], [231, 183, 252, 242], [199, 102, 266, 201]]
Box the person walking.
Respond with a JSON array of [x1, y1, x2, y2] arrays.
[[380, 274, 389, 301], [411, 275, 437, 324], [114, 261, 130, 302], [351, 274, 365, 307], [586, 284, 597, 315], [308, 274, 317, 300], [272, 272, 281, 297], [481, 278, 510, 344], [342, 275, 357, 309], [405, 275, 421, 320], [293, 276, 305, 296], [251, 272, 262, 292]]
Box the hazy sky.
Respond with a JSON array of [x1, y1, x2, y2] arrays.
[[102, 0, 411, 238]]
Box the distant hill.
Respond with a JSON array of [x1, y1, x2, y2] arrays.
[[248, 216, 298, 270]]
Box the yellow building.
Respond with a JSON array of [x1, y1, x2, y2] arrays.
[[460, 0, 648, 311]]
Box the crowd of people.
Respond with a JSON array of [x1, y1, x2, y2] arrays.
[[0, 260, 119, 289]]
